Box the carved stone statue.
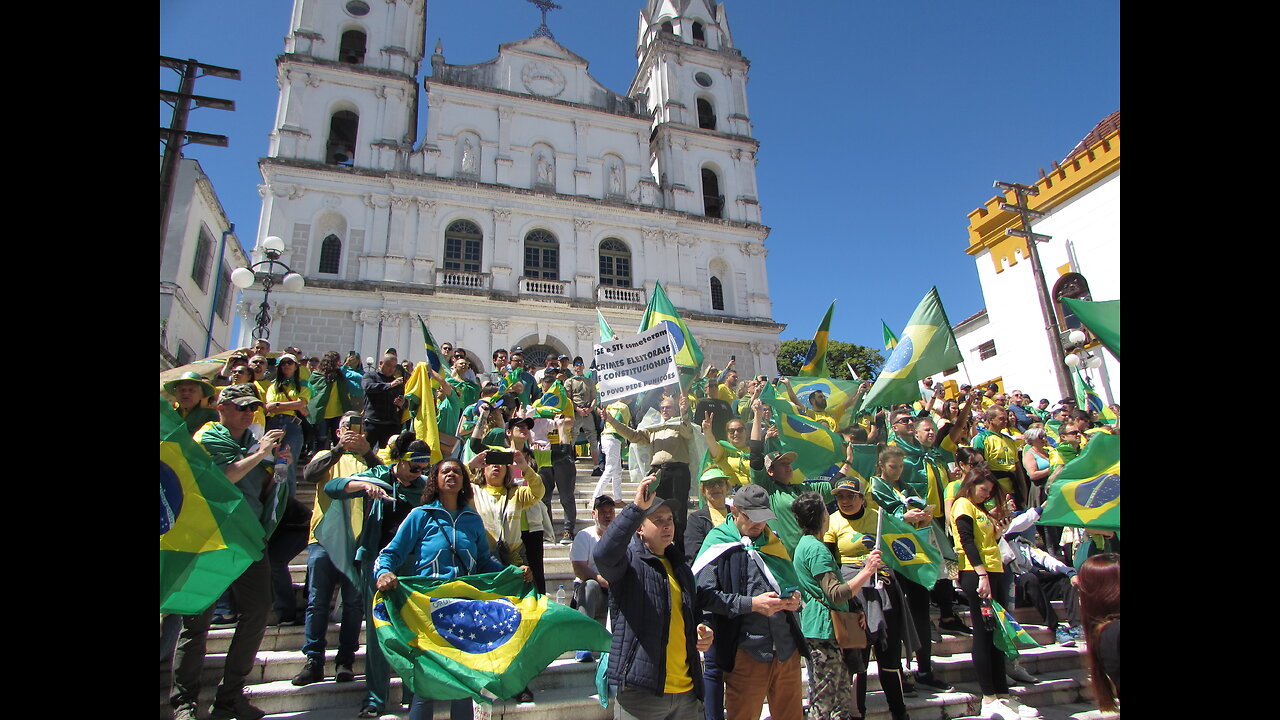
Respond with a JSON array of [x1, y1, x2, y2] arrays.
[[460, 137, 477, 175], [608, 161, 623, 196], [536, 152, 554, 186]]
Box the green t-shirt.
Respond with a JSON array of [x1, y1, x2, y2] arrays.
[[194, 421, 272, 527], [751, 466, 834, 556], [793, 534, 850, 641]]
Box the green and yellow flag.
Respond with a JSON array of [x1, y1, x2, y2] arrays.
[[417, 316, 445, 373], [160, 398, 265, 614], [990, 598, 1040, 660], [404, 362, 444, 464], [862, 288, 962, 409], [876, 508, 942, 589], [882, 320, 899, 351], [760, 383, 844, 479], [1061, 298, 1119, 361], [1074, 370, 1117, 426], [597, 309, 616, 343], [798, 301, 835, 378], [785, 375, 864, 427], [638, 281, 703, 370], [530, 379, 573, 419], [1039, 433, 1120, 531], [373, 566, 611, 701]]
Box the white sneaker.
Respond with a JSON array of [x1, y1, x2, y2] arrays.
[[980, 698, 1020, 720], [1001, 696, 1041, 718]]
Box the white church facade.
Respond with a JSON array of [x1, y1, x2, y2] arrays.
[[237, 0, 784, 374]]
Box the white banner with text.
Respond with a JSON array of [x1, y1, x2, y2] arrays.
[[593, 325, 679, 403]]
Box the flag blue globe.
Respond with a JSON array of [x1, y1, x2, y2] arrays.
[[660, 320, 686, 354], [160, 460, 183, 535], [431, 598, 521, 653], [882, 336, 915, 374], [1074, 473, 1120, 508], [890, 537, 920, 562]]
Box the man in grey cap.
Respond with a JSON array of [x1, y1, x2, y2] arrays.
[[594, 477, 716, 719], [170, 385, 290, 720], [692, 483, 807, 720]]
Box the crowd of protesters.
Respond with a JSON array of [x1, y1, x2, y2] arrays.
[[163, 338, 1118, 720]]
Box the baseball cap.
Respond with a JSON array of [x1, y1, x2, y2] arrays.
[[733, 484, 775, 523], [832, 477, 864, 495], [593, 495, 617, 510], [642, 497, 679, 518], [217, 384, 264, 408], [699, 467, 732, 484], [764, 450, 798, 471]]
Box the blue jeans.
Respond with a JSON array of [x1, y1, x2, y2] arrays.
[[302, 543, 363, 664], [408, 696, 473, 720]]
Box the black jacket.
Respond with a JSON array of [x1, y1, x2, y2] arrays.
[[594, 503, 724, 697]]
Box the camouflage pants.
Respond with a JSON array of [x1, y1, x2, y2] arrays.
[[805, 638, 857, 720]]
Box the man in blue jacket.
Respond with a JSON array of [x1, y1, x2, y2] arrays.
[[594, 476, 716, 720]]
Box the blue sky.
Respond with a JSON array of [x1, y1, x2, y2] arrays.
[[161, 0, 1119, 355]]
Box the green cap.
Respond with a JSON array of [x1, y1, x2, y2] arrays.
[[699, 466, 731, 484]]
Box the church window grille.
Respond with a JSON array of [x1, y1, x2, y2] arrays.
[[523, 229, 559, 281], [599, 239, 631, 287]]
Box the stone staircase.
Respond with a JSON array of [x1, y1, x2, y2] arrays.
[[160, 456, 1107, 720]]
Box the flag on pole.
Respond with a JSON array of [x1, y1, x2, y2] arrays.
[[638, 281, 703, 370], [597, 310, 616, 343], [1038, 433, 1120, 530], [1061, 298, 1119, 361], [160, 398, 266, 614], [798, 301, 835, 378], [862, 288, 962, 409], [1073, 369, 1117, 425], [404, 362, 444, 464], [882, 320, 899, 351], [373, 566, 612, 701], [418, 316, 444, 373]]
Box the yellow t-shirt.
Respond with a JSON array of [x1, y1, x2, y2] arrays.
[[715, 445, 752, 487], [658, 557, 693, 693], [324, 382, 344, 419], [715, 384, 737, 405], [823, 508, 879, 566], [307, 452, 370, 544], [266, 381, 313, 418], [950, 497, 1002, 574]]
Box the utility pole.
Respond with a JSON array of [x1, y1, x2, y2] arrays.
[[995, 180, 1073, 401], [159, 56, 240, 270]]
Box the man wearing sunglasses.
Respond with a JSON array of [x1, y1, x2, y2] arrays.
[[172, 385, 289, 720]]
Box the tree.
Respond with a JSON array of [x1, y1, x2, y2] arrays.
[[776, 339, 885, 380]]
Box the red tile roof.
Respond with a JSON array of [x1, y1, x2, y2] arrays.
[[1062, 110, 1119, 164]]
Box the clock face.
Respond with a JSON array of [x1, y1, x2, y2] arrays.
[[521, 61, 566, 98]]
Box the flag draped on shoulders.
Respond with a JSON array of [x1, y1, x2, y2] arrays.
[[160, 397, 265, 614], [373, 566, 611, 701], [404, 362, 443, 464], [863, 288, 962, 409], [638, 281, 703, 370], [798, 301, 835, 378], [692, 517, 800, 594], [1038, 433, 1120, 531], [760, 382, 844, 479]]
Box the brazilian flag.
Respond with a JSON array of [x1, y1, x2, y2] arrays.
[[1039, 433, 1120, 531], [417, 316, 444, 373], [882, 320, 899, 351], [372, 566, 612, 701], [638, 281, 703, 370], [530, 379, 573, 418], [875, 508, 941, 589], [798, 301, 835, 378], [786, 375, 863, 427], [760, 383, 843, 479], [862, 287, 962, 409], [990, 598, 1040, 660], [1074, 369, 1117, 426], [160, 397, 265, 614]]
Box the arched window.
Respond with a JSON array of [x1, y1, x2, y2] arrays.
[[696, 98, 716, 130], [701, 168, 723, 218], [339, 30, 366, 64], [660, 20, 674, 35], [190, 227, 213, 291], [710, 276, 725, 310], [326, 110, 359, 166], [524, 229, 559, 280], [1052, 272, 1093, 333], [691, 22, 706, 42], [444, 219, 482, 273], [318, 234, 342, 274], [599, 238, 631, 287]]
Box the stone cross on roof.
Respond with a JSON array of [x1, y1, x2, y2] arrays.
[[526, 0, 563, 39]]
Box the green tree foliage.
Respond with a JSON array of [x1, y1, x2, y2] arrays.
[[776, 339, 885, 380]]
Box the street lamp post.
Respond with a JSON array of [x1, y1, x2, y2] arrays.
[[230, 236, 305, 341]]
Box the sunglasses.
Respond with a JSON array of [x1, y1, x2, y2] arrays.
[[726, 427, 745, 433], [407, 464, 428, 474], [249, 360, 265, 365], [892, 417, 912, 425], [224, 403, 258, 412], [280, 359, 295, 365]]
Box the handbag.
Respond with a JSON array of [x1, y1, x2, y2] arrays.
[[830, 607, 868, 649]]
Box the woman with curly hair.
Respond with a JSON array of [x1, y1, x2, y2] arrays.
[[1076, 553, 1120, 714], [308, 350, 365, 452]]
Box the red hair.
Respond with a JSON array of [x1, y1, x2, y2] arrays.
[[1077, 553, 1121, 711]]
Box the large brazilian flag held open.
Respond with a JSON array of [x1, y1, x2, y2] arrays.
[[638, 281, 703, 370], [1038, 433, 1120, 531], [862, 287, 962, 409], [160, 397, 266, 614], [373, 566, 612, 701]]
